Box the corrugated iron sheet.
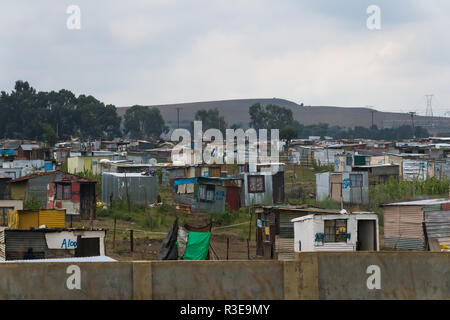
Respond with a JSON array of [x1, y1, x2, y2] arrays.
[[384, 237, 425, 250], [402, 160, 428, 181], [425, 210, 450, 222], [425, 222, 450, 238], [423, 204, 443, 212], [275, 236, 294, 260], [383, 205, 424, 239], [279, 213, 299, 238], [102, 173, 158, 205], [4, 230, 47, 260], [424, 210, 450, 239], [39, 210, 66, 228], [8, 209, 65, 229]]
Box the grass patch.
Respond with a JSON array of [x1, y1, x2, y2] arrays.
[[97, 198, 176, 232]]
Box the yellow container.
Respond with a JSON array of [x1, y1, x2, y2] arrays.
[[8, 209, 66, 229]]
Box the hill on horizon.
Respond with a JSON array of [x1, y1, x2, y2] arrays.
[[116, 98, 450, 131]]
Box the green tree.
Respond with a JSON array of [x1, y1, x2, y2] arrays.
[[124, 105, 168, 139], [280, 125, 298, 149], [0, 80, 123, 140], [193, 108, 227, 135], [249, 103, 293, 130], [42, 124, 58, 147]]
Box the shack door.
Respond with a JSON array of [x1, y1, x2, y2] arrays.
[[272, 171, 285, 203], [80, 183, 96, 220], [75, 236, 100, 257], [225, 187, 240, 212], [330, 174, 342, 202], [357, 220, 376, 251]]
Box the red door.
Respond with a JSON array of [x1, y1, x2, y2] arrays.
[[225, 187, 240, 212]]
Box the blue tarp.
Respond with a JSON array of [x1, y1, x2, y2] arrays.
[[174, 178, 198, 186], [0, 149, 15, 157]]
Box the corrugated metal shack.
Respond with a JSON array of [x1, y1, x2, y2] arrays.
[[0, 228, 107, 261], [434, 159, 450, 180], [8, 171, 97, 220], [383, 199, 450, 251], [173, 177, 242, 214], [160, 164, 227, 187], [102, 172, 158, 206], [255, 206, 340, 260], [240, 163, 284, 207], [316, 171, 369, 205], [352, 164, 400, 184]]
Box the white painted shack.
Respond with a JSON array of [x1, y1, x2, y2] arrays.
[[291, 212, 379, 252]]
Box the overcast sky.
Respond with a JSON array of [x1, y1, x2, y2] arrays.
[[1, 0, 449, 116]]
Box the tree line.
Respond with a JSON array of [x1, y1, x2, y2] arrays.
[[0, 81, 429, 144], [0, 81, 169, 143]]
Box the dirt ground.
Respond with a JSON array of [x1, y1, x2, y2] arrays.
[[104, 233, 259, 261]]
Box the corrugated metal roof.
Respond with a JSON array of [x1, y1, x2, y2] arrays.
[[8, 170, 97, 183], [20, 144, 40, 151]]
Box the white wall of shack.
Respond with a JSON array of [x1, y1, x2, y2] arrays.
[[45, 230, 106, 255], [294, 214, 379, 252]]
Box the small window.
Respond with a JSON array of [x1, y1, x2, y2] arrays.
[[324, 219, 348, 243], [350, 174, 363, 187], [199, 184, 215, 202], [346, 156, 352, 166], [56, 183, 72, 200], [248, 175, 265, 193]]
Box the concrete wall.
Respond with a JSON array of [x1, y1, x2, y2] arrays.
[[0, 252, 448, 300]]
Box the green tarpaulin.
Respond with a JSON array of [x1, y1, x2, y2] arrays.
[[183, 231, 211, 260]]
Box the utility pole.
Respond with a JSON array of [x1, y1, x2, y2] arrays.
[[366, 106, 376, 128], [409, 112, 416, 139], [370, 110, 375, 128]]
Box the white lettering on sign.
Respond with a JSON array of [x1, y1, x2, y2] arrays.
[[366, 265, 381, 290], [61, 238, 77, 249], [66, 265, 81, 290]]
